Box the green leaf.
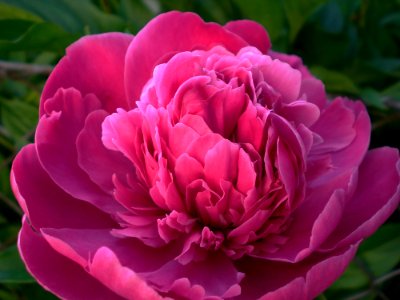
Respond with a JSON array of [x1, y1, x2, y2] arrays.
[[0, 0, 126, 34], [0, 99, 37, 144], [283, 0, 328, 41], [0, 2, 42, 21], [383, 81, 400, 101], [232, 0, 288, 50], [360, 88, 387, 109], [328, 261, 369, 291], [310, 66, 360, 94], [0, 21, 77, 52], [0, 19, 34, 41], [358, 223, 400, 277], [0, 245, 33, 283]]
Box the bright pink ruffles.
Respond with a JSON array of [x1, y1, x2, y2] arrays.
[[11, 11, 400, 300]]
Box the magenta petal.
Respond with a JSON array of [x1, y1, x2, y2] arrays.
[[41, 228, 177, 274], [204, 139, 239, 191], [77, 110, 135, 193], [90, 247, 162, 300], [125, 11, 247, 102], [36, 88, 120, 213], [19, 220, 122, 300], [11, 144, 115, 229], [41, 32, 133, 115], [311, 98, 357, 154], [237, 244, 357, 299], [322, 147, 400, 250], [280, 100, 320, 127], [224, 19, 271, 54], [146, 253, 243, 299]]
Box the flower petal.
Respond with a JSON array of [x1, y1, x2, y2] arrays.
[[19, 220, 122, 300], [11, 144, 115, 229], [322, 147, 400, 250], [77, 110, 135, 193], [41, 33, 133, 115], [125, 11, 247, 102], [36, 88, 120, 213], [224, 20, 271, 54], [237, 244, 357, 299]]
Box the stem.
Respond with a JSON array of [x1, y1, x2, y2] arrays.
[[0, 60, 53, 76]]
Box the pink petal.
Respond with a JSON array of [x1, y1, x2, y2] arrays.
[[300, 77, 327, 109], [310, 98, 357, 155], [224, 20, 271, 54], [237, 244, 357, 299], [269, 50, 312, 78], [11, 144, 115, 229], [40, 33, 133, 115], [90, 247, 162, 300], [145, 252, 243, 299], [279, 100, 320, 127], [77, 110, 135, 193], [125, 11, 247, 102], [18, 220, 122, 300], [40, 228, 179, 276], [322, 147, 400, 250], [36, 88, 120, 213], [204, 139, 240, 192]]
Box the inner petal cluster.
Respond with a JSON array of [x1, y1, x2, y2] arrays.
[[102, 46, 308, 260]]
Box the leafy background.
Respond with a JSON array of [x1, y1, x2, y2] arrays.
[[0, 0, 399, 299]]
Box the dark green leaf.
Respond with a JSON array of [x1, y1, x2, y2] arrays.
[[328, 261, 369, 291], [0, 2, 42, 21], [1, 99, 37, 144], [358, 223, 400, 277], [310, 66, 360, 94], [0, 245, 33, 283], [232, 0, 288, 50], [0, 21, 77, 52], [283, 0, 328, 41], [0, 0, 126, 34], [361, 88, 387, 109], [383, 81, 400, 101]]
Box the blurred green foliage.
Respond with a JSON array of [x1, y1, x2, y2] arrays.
[[0, 0, 399, 299]]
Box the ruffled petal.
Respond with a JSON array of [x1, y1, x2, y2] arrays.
[[41, 33, 133, 115], [322, 147, 400, 251], [36, 88, 121, 213], [77, 110, 135, 193], [237, 244, 358, 299], [11, 144, 115, 229], [19, 220, 123, 300], [224, 20, 271, 54], [125, 11, 247, 102]]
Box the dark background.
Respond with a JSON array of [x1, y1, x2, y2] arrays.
[[0, 0, 399, 299]]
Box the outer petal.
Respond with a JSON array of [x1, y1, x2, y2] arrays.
[[40, 228, 178, 274], [36, 88, 121, 213], [90, 247, 163, 300], [125, 11, 247, 102], [41, 32, 134, 115], [322, 147, 400, 251], [145, 252, 243, 299], [19, 220, 123, 300], [224, 20, 271, 54], [11, 144, 115, 229], [236, 245, 358, 300], [77, 110, 136, 193]]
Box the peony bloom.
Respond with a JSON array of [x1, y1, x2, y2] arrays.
[[11, 11, 400, 299]]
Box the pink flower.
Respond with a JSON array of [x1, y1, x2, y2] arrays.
[[11, 11, 400, 300]]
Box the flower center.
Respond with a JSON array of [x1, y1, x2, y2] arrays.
[[105, 46, 306, 260]]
